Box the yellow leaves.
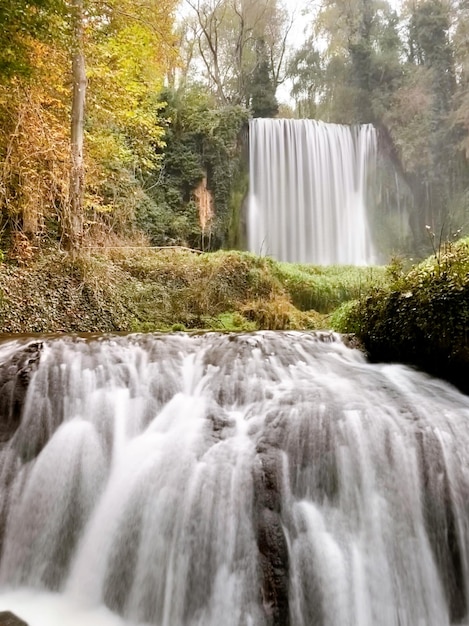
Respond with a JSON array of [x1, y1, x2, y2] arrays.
[[0, 0, 180, 239], [0, 81, 70, 234], [0, 28, 69, 237], [85, 1, 176, 168]]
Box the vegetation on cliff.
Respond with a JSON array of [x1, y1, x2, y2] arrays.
[[2, 0, 469, 257], [335, 237, 469, 393]]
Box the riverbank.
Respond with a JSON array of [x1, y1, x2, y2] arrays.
[[0, 247, 385, 334], [1, 242, 468, 394], [338, 237, 469, 394]]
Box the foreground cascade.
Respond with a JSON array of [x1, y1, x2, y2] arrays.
[[248, 119, 377, 265], [0, 332, 469, 626]]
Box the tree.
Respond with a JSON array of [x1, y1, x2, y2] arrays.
[[137, 86, 249, 249], [65, 0, 86, 254], [287, 38, 323, 119], [0, 0, 63, 82], [390, 0, 461, 243], [0, 0, 178, 254], [288, 0, 469, 253], [249, 38, 278, 117], [184, 0, 291, 106]]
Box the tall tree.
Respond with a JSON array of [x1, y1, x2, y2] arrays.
[[388, 0, 461, 241], [184, 0, 291, 107], [287, 39, 323, 119], [249, 38, 278, 117], [65, 0, 86, 254], [0, 0, 178, 252]]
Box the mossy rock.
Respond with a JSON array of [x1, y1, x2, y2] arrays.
[[337, 238, 469, 393]]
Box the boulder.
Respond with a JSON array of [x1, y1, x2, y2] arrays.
[[0, 612, 28, 626], [0, 341, 42, 443]]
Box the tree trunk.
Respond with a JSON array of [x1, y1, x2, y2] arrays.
[[65, 0, 86, 257]]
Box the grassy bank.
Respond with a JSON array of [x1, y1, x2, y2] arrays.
[[2, 243, 468, 394], [0, 247, 387, 334]]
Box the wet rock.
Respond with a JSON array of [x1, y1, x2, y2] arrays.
[[0, 612, 28, 626], [257, 507, 290, 626], [341, 333, 365, 351], [0, 341, 42, 443], [254, 447, 290, 626], [417, 429, 467, 622]]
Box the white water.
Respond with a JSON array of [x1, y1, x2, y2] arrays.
[[0, 332, 468, 626], [248, 118, 377, 265]]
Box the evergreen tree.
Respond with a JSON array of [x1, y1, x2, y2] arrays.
[[249, 39, 278, 118]]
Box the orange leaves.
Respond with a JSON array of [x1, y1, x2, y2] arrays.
[[0, 35, 70, 238], [0, 0, 180, 243], [0, 81, 70, 235]]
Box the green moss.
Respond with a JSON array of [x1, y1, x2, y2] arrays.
[[338, 237, 469, 392], [199, 312, 257, 331], [329, 300, 361, 334]]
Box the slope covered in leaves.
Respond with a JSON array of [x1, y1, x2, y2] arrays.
[[0, 248, 386, 334]]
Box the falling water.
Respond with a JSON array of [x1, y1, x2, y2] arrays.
[[248, 118, 377, 265], [0, 332, 469, 626]]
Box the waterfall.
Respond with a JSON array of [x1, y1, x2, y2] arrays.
[[248, 119, 377, 265], [0, 332, 469, 626]]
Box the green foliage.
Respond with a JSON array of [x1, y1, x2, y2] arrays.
[[82, 0, 178, 232], [136, 196, 200, 247], [0, 248, 341, 332], [249, 39, 278, 118], [138, 87, 249, 248], [227, 160, 249, 249], [302, 0, 403, 124], [272, 262, 387, 313], [287, 40, 323, 119], [0, 0, 64, 82], [336, 237, 469, 391], [328, 300, 361, 334]]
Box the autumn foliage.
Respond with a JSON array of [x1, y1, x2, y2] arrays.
[[0, 0, 178, 251]]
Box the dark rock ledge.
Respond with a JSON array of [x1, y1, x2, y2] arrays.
[[0, 611, 28, 626], [0, 341, 43, 444]]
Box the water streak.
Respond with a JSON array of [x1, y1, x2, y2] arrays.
[[248, 118, 377, 265], [0, 332, 468, 626]]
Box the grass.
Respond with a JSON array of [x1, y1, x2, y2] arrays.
[[272, 262, 387, 313], [0, 246, 390, 334]]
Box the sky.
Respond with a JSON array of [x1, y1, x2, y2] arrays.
[[177, 0, 314, 105], [277, 0, 312, 104]]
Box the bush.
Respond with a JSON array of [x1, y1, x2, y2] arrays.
[[337, 238, 469, 392]]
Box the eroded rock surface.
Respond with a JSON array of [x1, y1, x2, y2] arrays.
[[0, 341, 42, 443]]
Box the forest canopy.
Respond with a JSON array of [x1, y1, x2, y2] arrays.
[[1, 0, 469, 259]]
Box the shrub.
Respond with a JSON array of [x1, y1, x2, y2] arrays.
[[337, 238, 469, 392]]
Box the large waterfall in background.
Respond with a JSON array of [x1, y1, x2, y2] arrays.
[[248, 119, 377, 265], [0, 333, 469, 626]]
